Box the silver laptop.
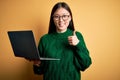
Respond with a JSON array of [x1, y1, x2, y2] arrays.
[[7, 30, 60, 60]]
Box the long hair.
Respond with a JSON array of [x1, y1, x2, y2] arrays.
[[48, 2, 75, 34]]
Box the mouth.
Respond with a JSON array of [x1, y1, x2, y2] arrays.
[[58, 22, 64, 27]]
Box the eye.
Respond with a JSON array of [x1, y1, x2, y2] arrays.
[[62, 15, 70, 20], [53, 14, 70, 21], [63, 15, 68, 18], [54, 15, 59, 18]]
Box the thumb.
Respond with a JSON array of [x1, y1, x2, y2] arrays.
[[73, 31, 76, 36]]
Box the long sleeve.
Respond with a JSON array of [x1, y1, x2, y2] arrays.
[[33, 63, 44, 75], [73, 32, 92, 71]]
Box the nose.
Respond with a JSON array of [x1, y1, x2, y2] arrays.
[[59, 16, 63, 21]]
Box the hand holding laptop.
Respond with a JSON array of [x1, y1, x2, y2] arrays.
[[25, 58, 41, 66], [33, 60, 41, 66]]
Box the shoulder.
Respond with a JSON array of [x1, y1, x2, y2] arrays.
[[38, 34, 51, 46], [75, 31, 82, 35], [40, 33, 54, 42], [40, 34, 50, 41], [75, 31, 83, 37]]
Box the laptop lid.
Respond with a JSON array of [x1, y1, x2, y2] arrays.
[[7, 30, 60, 60]]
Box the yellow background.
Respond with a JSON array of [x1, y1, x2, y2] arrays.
[[0, 0, 120, 80]]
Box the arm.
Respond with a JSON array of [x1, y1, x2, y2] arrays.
[[73, 32, 92, 71]]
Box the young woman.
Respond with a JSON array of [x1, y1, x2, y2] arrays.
[[33, 2, 92, 80]]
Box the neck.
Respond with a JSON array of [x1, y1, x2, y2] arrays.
[[56, 29, 67, 33]]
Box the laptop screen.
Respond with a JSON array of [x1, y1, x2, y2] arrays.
[[8, 30, 40, 59]]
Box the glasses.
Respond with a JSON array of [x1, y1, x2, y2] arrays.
[[53, 15, 70, 21]]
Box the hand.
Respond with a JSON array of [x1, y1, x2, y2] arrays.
[[25, 58, 41, 66], [33, 59, 41, 66], [68, 31, 79, 46]]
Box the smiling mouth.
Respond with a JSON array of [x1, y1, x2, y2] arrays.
[[58, 22, 64, 27]]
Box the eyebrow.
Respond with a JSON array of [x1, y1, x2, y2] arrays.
[[54, 13, 70, 16]]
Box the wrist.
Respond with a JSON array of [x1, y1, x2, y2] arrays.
[[33, 63, 40, 67]]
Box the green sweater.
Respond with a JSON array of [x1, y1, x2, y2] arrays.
[[33, 29, 92, 80]]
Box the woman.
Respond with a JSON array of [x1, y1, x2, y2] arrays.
[[33, 2, 92, 80]]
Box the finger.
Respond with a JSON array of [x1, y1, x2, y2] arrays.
[[68, 36, 72, 40], [68, 37, 74, 43], [34, 60, 41, 64]]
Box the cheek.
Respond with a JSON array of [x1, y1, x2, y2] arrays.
[[53, 20, 57, 26], [65, 18, 71, 26], [65, 20, 70, 27]]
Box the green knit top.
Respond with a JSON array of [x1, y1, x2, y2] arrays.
[[33, 29, 92, 80]]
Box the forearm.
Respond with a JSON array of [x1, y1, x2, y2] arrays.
[[73, 41, 92, 71]]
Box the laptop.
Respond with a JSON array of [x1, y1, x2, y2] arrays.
[[7, 30, 60, 60]]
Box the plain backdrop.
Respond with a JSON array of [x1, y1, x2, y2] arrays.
[[0, 0, 120, 80]]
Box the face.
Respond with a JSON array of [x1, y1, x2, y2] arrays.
[[53, 7, 71, 33]]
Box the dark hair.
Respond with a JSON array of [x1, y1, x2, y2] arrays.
[[48, 2, 75, 34]]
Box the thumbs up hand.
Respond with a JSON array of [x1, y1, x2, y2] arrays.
[[68, 31, 80, 46]]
